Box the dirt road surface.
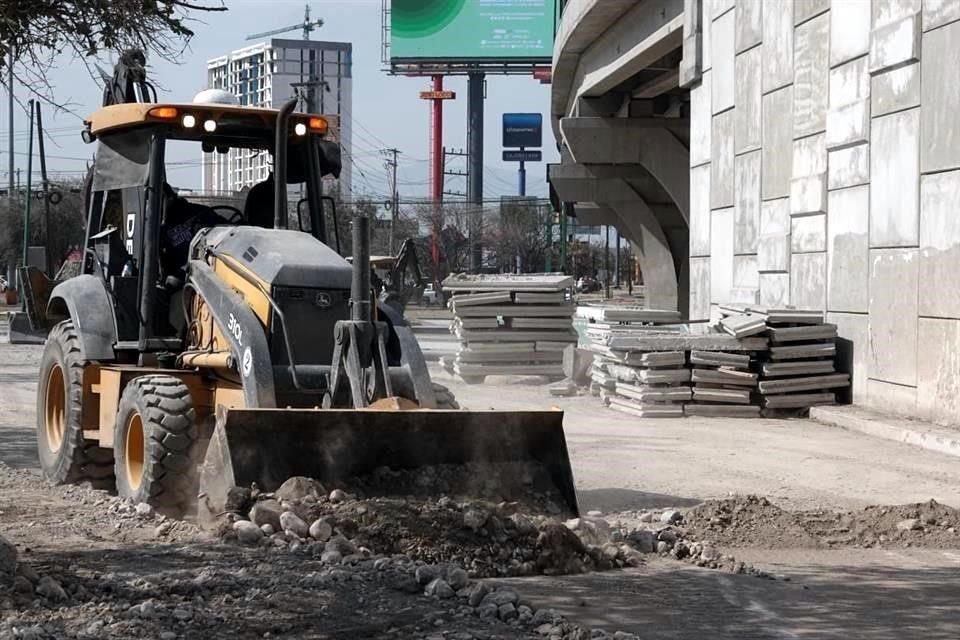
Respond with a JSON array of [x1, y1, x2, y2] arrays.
[[2, 326, 960, 639]]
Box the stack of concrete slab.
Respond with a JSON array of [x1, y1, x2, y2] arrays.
[[686, 350, 761, 417], [718, 305, 850, 411], [443, 274, 576, 383], [604, 351, 691, 418]]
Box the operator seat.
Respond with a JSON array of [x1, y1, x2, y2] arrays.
[[244, 173, 276, 229]]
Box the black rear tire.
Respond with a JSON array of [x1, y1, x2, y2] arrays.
[[36, 320, 114, 489], [114, 375, 198, 517]]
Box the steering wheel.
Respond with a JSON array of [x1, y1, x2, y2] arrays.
[[210, 205, 244, 224]]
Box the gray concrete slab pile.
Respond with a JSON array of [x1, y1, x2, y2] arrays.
[[441, 274, 576, 383]]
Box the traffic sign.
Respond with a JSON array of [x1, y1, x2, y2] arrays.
[[502, 150, 542, 162]]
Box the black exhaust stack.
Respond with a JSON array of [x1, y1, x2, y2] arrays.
[[273, 98, 298, 230]]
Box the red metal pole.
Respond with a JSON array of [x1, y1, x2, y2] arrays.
[[430, 74, 443, 286]]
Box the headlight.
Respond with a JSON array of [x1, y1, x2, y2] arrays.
[[294, 122, 307, 136], [182, 114, 196, 128], [203, 119, 217, 133]]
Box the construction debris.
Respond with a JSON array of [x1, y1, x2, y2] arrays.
[[444, 274, 576, 383]]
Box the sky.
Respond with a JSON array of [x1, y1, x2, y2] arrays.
[[1, 0, 559, 203]]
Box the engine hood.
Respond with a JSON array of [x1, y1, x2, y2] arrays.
[[197, 226, 352, 289]]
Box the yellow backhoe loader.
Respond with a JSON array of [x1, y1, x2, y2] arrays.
[[29, 53, 578, 521]]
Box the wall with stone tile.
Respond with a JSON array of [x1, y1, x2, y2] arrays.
[[685, 0, 960, 424]]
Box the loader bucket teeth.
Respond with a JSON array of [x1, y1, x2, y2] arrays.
[[198, 407, 578, 523]]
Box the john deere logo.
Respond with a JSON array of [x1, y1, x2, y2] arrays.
[[315, 292, 333, 309]]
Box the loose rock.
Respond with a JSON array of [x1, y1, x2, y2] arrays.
[[233, 520, 264, 545], [897, 518, 922, 532], [276, 476, 326, 502], [248, 499, 283, 531], [309, 518, 333, 542], [280, 511, 309, 538], [36, 575, 67, 601], [424, 578, 455, 599]]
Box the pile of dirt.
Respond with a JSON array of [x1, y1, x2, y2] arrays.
[[680, 495, 823, 549], [680, 496, 960, 550], [218, 475, 641, 579]]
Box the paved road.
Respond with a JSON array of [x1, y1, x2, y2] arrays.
[[3, 326, 960, 638]]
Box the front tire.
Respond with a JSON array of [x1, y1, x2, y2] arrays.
[[114, 375, 197, 516], [37, 320, 114, 488]]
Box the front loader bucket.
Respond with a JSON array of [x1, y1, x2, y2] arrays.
[[199, 407, 578, 521]]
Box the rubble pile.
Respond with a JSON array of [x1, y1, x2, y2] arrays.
[[442, 274, 577, 383], [219, 475, 640, 579]]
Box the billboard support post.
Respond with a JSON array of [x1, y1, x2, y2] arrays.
[[467, 71, 484, 273], [431, 75, 443, 286], [518, 147, 526, 197]]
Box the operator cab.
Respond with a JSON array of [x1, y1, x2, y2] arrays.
[[81, 101, 342, 351]]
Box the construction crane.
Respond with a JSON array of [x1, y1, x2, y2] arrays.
[[246, 3, 324, 41]]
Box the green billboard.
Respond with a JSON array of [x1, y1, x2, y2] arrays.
[[391, 0, 558, 61]]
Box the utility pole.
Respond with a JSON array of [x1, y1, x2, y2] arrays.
[[21, 99, 34, 311], [382, 148, 400, 254], [36, 101, 53, 276], [7, 49, 14, 233]]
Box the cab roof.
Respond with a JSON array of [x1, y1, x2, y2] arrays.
[[85, 102, 328, 137]]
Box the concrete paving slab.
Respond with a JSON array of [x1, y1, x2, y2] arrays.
[[870, 108, 920, 247], [710, 207, 734, 304], [689, 257, 711, 321], [919, 170, 960, 319], [685, 403, 760, 417], [791, 214, 827, 253], [762, 0, 794, 92], [765, 391, 836, 408], [793, 12, 829, 138], [735, 0, 762, 51], [830, 54, 870, 107], [692, 386, 752, 403], [711, 109, 735, 208], [828, 142, 870, 190], [827, 185, 869, 313], [768, 323, 837, 341], [769, 342, 836, 360], [734, 46, 762, 153], [690, 71, 712, 167], [830, 0, 871, 66], [868, 248, 919, 386], [789, 252, 827, 311], [711, 10, 735, 114], [759, 272, 790, 307], [811, 404, 960, 458], [917, 317, 960, 426], [920, 19, 960, 173], [871, 62, 920, 118], [869, 12, 921, 74], [762, 360, 836, 376], [762, 86, 795, 199], [923, 0, 960, 30], [734, 150, 761, 253], [759, 373, 850, 393]]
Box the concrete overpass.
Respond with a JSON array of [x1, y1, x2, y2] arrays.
[[548, 0, 690, 313]]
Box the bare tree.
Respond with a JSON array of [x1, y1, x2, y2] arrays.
[[2, 0, 226, 106]]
